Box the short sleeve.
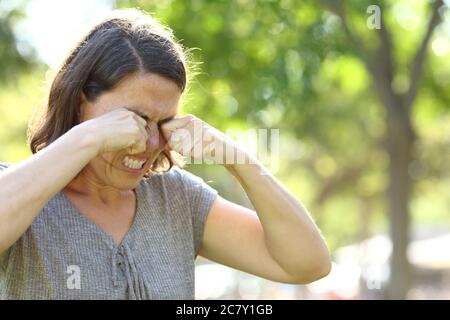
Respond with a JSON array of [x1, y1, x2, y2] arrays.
[[0, 162, 12, 172], [0, 163, 12, 270], [171, 167, 218, 256]]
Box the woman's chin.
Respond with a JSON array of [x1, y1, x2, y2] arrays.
[[108, 177, 142, 191], [111, 163, 152, 189]]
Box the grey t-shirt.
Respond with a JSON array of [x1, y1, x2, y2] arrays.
[[0, 163, 218, 300]]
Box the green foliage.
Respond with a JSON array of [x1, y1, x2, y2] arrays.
[[0, 68, 47, 162], [0, 0, 449, 253], [114, 0, 449, 250], [0, 0, 36, 83]]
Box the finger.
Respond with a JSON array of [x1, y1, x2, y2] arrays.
[[133, 113, 148, 128], [160, 115, 195, 135], [191, 129, 205, 159], [119, 107, 148, 127], [128, 124, 148, 155], [168, 127, 191, 149], [137, 124, 149, 153], [129, 139, 146, 154], [178, 132, 196, 157]]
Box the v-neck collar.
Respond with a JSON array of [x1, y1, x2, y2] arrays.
[[57, 180, 145, 250]]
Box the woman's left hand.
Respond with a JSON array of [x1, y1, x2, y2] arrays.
[[160, 115, 246, 165], [161, 114, 331, 284]]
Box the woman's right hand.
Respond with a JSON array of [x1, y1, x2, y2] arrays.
[[77, 107, 148, 155], [0, 107, 150, 253]]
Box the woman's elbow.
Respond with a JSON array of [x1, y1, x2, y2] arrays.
[[310, 256, 332, 282], [291, 252, 332, 285]]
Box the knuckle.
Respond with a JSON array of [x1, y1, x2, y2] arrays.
[[131, 130, 141, 140]]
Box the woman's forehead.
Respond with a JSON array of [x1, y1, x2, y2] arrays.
[[117, 71, 181, 96], [102, 72, 181, 116]]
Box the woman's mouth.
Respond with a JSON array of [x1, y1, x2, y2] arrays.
[[121, 156, 147, 171]]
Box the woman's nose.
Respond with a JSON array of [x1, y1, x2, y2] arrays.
[[146, 122, 161, 151]]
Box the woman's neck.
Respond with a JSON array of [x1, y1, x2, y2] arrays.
[[63, 168, 132, 206]]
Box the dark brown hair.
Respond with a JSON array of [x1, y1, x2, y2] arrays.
[[29, 9, 187, 173]]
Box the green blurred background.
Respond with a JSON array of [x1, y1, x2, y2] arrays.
[[0, 0, 449, 299]]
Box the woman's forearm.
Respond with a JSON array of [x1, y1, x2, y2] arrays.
[[224, 154, 331, 282], [0, 124, 99, 253]]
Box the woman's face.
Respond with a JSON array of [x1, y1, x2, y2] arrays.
[[79, 72, 181, 190]]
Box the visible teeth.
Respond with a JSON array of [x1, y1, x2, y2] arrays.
[[122, 156, 146, 169]]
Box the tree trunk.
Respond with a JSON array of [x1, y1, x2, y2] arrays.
[[384, 110, 415, 299]]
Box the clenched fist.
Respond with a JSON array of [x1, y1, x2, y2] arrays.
[[160, 115, 248, 165]]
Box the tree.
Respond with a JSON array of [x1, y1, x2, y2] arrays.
[[320, 0, 446, 299], [0, 0, 447, 299], [0, 1, 35, 82], [121, 0, 450, 298]]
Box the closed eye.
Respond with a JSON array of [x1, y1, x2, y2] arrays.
[[157, 116, 174, 127], [127, 108, 150, 122], [128, 108, 174, 127]]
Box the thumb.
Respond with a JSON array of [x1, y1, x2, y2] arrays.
[[160, 115, 195, 140]]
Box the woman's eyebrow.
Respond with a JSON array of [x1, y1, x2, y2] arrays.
[[127, 107, 175, 123]]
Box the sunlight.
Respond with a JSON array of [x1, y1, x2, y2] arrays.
[[17, 0, 113, 67]]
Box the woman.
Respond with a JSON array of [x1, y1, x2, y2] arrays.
[[0, 9, 330, 299]]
